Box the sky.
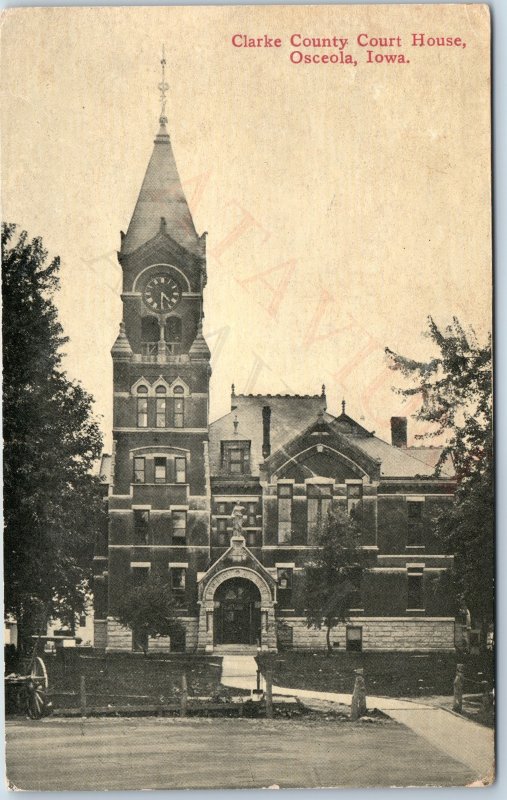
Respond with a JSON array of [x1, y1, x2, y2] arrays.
[[1, 4, 491, 451]]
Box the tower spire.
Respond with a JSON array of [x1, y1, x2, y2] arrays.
[[158, 45, 169, 126]]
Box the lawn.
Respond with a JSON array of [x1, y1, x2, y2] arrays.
[[44, 651, 224, 709], [272, 650, 495, 698]]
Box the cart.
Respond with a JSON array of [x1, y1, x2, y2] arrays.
[[5, 644, 50, 719]]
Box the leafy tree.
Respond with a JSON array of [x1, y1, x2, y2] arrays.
[[2, 223, 104, 650], [116, 577, 184, 656], [302, 506, 364, 655], [386, 316, 493, 644]]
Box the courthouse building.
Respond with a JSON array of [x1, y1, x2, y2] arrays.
[[93, 105, 457, 654]]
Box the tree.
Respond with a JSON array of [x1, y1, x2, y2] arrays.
[[386, 316, 493, 643], [302, 507, 364, 655], [2, 223, 105, 650], [116, 577, 184, 656]]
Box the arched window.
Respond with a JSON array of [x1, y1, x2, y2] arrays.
[[141, 316, 160, 343], [155, 385, 167, 428], [173, 386, 184, 428], [136, 385, 148, 427], [165, 317, 182, 343]]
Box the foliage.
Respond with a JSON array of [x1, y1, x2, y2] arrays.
[[386, 316, 493, 637], [2, 223, 104, 647], [116, 577, 183, 655], [302, 506, 364, 654]]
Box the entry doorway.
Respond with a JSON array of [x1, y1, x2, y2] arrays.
[[214, 578, 261, 646]]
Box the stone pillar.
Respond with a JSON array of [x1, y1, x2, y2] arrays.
[[350, 668, 367, 720], [197, 602, 215, 652], [453, 663, 464, 713]]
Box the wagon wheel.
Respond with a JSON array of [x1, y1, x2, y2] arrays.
[[22, 680, 47, 719], [30, 656, 48, 690]]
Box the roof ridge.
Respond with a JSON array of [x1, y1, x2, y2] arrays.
[[236, 393, 322, 399]]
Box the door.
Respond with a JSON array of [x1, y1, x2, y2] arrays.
[[214, 578, 261, 645]]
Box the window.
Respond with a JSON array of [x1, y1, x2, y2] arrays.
[[217, 502, 227, 515], [407, 501, 423, 520], [172, 511, 187, 544], [154, 457, 167, 484], [131, 564, 150, 583], [407, 568, 424, 609], [173, 390, 184, 428], [217, 517, 228, 546], [407, 500, 424, 546], [155, 386, 167, 428], [221, 441, 251, 474], [141, 316, 159, 342], [137, 386, 148, 428], [346, 626, 363, 652], [133, 510, 149, 545], [246, 531, 257, 547], [171, 567, 186, 592], [347, 482, 363, 517], [165, 317, 182, 343], [133, 457, 145, 483], [247, 502, 257, 527], [307, 484, 333, 540], [79, 615, 86, 627], [277, 568, 293, 607], [278, 484, 293, 544], [175, 457, 186, 484]]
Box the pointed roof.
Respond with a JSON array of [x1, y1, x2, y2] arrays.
[[121, 119, 202, 257], [189, 322, 211, 360], [111, 321, 133, 360]]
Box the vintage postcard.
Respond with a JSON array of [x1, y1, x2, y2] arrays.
[[2, 3, 493, 791]]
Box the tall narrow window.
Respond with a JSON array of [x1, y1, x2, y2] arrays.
[[347, 482, 363, 517], [133, 510, 150, 545], [165, 317, 182, 343], [407, 568, 424, 609], [278, 484, 293, 544], [133, 457, 145, 484], [217, 517, 228, 546], [407, 500, 424, 546], [277, 568, 293, 607], [173, 387, 184, 428], [247, 502, 257, 527], [137, 385, 148, 428], [154, 457, 167, 484], [175, 457, 186, 484], [307, 484, 332, 540], [172, 511, 187, 544], [155, 386, 167, 428]]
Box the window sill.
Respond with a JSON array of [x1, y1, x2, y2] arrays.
[[132, 482, 188, 487], [406, 608, 426, 612], [406, 545, 425, 550]]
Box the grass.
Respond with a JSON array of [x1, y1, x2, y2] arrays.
[[272, 650, 495, 698], [44, 651, 225, 709]]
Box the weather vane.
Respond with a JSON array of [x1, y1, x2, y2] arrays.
[[158, 45, 169, 125]]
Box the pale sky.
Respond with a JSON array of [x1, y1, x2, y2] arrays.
[[1, 5, 491, 450]]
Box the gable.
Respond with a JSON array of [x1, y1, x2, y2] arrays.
[[275, 445, 366, 482]]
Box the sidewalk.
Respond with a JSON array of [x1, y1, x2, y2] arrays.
[[221, 656, 494, 784]]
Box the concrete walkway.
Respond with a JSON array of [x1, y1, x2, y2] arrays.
[[221, 656, 494, 784]]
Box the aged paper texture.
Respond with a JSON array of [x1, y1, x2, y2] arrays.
[[2, 4, 493, 791]]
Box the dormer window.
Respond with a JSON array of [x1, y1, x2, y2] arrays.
[[221, 441, 251, 474]]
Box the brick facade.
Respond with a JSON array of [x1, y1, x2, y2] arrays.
[[93, 112, 457, 655]]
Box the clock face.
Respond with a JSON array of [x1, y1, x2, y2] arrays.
[[142, 274, 181, 313]]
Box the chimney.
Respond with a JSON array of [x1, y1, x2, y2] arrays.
[[262, 405, 271, 459], [391, 416, 407, 448]]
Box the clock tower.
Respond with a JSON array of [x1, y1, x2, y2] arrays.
[[97, 61, 212, 652]]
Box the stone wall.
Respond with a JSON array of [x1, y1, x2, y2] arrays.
[[277, 616, 455, 652], [106, 616, 199, 652]]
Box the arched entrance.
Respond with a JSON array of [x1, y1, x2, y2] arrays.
[[214, 578, 261, 646]]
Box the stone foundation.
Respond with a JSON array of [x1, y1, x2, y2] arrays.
[[277, 617, 456, 651], [106, 616, 199, 653]]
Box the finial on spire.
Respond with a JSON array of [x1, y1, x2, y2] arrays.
[[233, 414, 239, 434], [231, 383, 236, 397], [342, 398, 346, 414], [158, 45, 169, 125], [321, 384, 326, 397]]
